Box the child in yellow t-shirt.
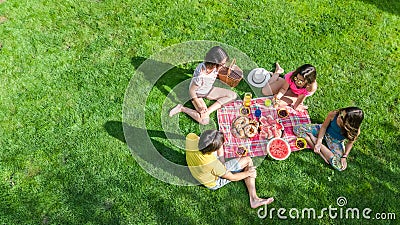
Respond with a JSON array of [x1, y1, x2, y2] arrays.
[[186, 130, 274, 208]]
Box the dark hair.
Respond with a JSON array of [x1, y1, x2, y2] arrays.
[[338, 107, 364, 141], [291, 64, 317, 85], [198, 130, 225, 154], [204, 46, 229, 70]]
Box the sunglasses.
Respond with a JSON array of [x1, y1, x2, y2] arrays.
[[293, 75, 306, 85]]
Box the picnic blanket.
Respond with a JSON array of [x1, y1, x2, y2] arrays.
[[217, 97, 311, 159]]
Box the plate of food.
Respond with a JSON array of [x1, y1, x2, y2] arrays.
[[231, 116, 259, 139], [236, 145, 248, 156], [267, 138, 291, 160], [277, 108, 289, 118], [258, 115, 284, 140], [295, 138, 307, 150]]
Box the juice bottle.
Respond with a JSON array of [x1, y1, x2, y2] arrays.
[[243, 92, 252, 107]]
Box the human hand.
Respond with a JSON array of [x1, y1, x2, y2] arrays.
[[194, 99, 207, 114], [292, 104, 308, 112], [314, 142, 321, 153], [341, 158, 347, 170], [199, 107, 208, 114]]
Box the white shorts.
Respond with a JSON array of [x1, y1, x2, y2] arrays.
[[208, 158, 243, 190]]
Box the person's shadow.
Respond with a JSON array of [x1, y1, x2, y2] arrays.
[[131, 56, 195, 103], [104, 121, 199, 185]]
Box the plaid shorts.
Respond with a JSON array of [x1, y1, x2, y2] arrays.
[[293, 124, 345, 171]]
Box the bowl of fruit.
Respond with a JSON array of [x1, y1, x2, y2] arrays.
[[267, 138, 291, 160], [295, 138, 307, 150]]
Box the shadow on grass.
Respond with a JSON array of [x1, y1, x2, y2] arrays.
[[131, 56, 195, 104], [104, 121, 186, 163], [360, 0, 400, 16], [104, 121, 199, 185], [291, 138, 400, 214]]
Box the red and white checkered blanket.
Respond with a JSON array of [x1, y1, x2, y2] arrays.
[[217, 97, 311, 159]]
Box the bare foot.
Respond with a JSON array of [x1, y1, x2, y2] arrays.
[[275, 62, 284, 74], [250, 197, 274, 209], [169, 104, 182, 117], [199, 113, 210, 125]]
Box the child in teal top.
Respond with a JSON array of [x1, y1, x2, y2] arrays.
[[293, 107, 364, 171]]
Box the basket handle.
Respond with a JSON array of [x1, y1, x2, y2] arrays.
[[227, 58, 236, 74]]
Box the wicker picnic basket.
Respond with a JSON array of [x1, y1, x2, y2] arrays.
[[218, 59, 243, 87]]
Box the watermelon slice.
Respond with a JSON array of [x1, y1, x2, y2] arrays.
[[267, 138, 291, 160], [267, 127, 274, 139], [259, 116, 268, 126], [259, 116, 283, 139], [271, 126, 282, 138], [275, 122, 283, 130], [266, 115, 275, 125], [259, 131, 268, 140]]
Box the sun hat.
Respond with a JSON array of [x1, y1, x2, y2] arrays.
[[247, 68, 271, 88]]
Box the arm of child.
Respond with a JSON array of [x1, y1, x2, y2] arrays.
[[221, 166, 256, 181], [216, 146, 226, 164], [292, 94, 306, 110], [341, 134, 357, 170], [189, 83, 207, 113], [315, 111, 336, 153]]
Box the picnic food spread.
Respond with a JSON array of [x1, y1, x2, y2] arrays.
[[217, 96, 312, 159]]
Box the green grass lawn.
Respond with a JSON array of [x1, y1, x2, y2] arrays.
[[1, 0, 399, 224]]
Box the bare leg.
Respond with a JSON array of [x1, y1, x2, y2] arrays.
[[306, 133, 329, 164], [170, 100, 213, 125], [268, 63, 284, 83], [169, 104, 183, 117], [206, 87, 237, 106], [216, 146, 225, 164], [274, 62, 284, 74], [204, 102, 221, 117], [305, 132, 316, 148], [199, 87, 236, 122], [179, 106, 205, 124], [319, 144, 334, 164], [262, 77, 286, 96], [238, 157, 274, 208]]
